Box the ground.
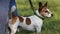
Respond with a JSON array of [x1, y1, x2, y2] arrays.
[[15, 0, 60, 34]]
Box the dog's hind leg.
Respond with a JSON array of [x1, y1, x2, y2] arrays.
[[11, 27, 17, 34]]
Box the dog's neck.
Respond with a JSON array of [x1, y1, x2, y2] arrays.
[[34, 10, 44, 20]]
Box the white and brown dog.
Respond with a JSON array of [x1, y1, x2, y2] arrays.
[[7, 2, 53, 34]]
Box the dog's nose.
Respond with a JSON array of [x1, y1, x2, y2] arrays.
[[51, 14, 53, 16]]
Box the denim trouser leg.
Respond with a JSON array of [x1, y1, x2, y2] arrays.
[[0, 0, 9, 34]]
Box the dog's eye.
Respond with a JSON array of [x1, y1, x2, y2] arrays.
[[44, 8, 46, 9], [45, 11, 48, 13]]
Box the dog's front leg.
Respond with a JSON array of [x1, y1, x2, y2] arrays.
[[36, 28, 41, 34], [35, 26, 42, 34]]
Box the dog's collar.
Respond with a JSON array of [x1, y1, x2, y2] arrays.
[[34, 10, 44, 20], [35, 14, 44, 20]]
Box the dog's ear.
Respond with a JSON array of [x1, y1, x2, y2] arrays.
[[44, 2, 47, 7], [38, 2, 42, 13], [39, 2, 42, 7]]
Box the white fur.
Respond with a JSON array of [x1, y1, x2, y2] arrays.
[[11, 5, 16, 12], [36, 10, 44, 18], [8, 17, 20, 34]]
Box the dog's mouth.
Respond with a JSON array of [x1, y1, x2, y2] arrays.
[[43, 13, 53, 18]]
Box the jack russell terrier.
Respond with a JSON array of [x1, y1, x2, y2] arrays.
[[7, 2, 53, 34]]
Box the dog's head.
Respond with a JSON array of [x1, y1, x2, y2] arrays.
[[38, 2, 53, 18]]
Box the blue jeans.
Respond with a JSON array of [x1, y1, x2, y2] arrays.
[[0, 0, 9, 34]]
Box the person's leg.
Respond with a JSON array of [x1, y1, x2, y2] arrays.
[[0, 0, 9, 34]]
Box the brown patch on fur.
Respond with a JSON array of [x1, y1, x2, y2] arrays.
[[26, 18, 31, 25], [9, 11, 17, 25], [11, 17, 17, 25], [11, 12, 16, 18], [18, 16, 24, 22]]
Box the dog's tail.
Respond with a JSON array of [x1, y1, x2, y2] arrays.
[[9, 5, 16, 18]]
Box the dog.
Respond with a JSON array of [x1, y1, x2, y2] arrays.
[[7, 2, 53, 34]]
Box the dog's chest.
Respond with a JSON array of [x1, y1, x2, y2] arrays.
[[19, 15, 43, 31]]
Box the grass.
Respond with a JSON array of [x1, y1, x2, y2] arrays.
[[15, 0, 60, 34]]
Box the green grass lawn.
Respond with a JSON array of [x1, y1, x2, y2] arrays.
[[15, 0, 60, 34]]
